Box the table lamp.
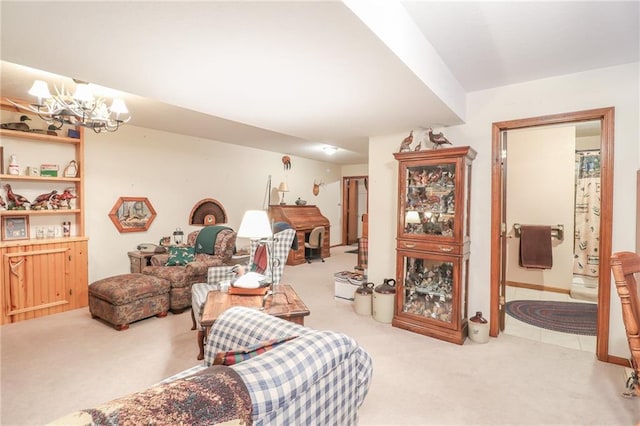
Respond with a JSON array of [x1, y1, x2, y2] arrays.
[[237, 210, 279, 309], [277, 182, 289, 205]]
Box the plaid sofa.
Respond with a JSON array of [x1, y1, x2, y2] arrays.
[[166, 306, 373, 425]]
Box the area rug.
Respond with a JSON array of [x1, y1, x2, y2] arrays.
[[505, 300, 597, 336]]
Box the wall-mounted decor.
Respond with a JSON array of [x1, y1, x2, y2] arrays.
[[189, 198, 227, 226], [108, 197, 156, 233], [2, 215, 29, 241]]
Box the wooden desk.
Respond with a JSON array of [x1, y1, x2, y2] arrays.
[[197, 284, 310, 360], [269, 205, 330, 265]]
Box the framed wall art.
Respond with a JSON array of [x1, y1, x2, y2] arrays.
[[108, 197, 156, 233], [2, 215, 30, 241]]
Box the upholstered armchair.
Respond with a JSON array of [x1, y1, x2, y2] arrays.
[[191, 228, 296, 359], [143, 226, 237, 313]]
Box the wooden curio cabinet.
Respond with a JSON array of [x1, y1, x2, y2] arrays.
[[392, 146, 476, 344]]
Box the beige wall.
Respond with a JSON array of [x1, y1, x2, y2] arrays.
[[505, 126, 575, 290], [82, 125, 342, 283], [368, 61, 639, 358]]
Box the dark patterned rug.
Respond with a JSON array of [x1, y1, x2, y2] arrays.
[[505, 300, 597, 336]]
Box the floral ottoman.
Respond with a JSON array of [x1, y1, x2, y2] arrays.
[[89, 273, 170, 330]]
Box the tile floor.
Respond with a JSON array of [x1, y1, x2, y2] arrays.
[[504, 286, 597, 352]]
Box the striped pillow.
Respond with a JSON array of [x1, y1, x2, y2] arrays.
[[213, 336, 298, 366]]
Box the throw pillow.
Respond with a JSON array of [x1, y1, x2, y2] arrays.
[[213, 336, 298, 366], [165, 246, 195, 266]]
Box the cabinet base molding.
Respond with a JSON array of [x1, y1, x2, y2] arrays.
[[392, 316, 468, 345]]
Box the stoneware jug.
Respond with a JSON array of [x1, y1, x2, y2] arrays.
[[354, 282, 374, 316], [468, 311, 489, 343], [372, 278, 396, 323]]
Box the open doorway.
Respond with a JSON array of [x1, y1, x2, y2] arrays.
[[490, 107, 614, 362], [341, 176, 368, 245]]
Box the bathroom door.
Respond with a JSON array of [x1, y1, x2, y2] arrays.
[[491, 108, 614, 362]]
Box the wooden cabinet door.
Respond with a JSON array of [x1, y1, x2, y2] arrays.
[[1, 239, 88, 324]]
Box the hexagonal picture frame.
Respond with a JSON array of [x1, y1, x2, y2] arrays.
[[108, 197, 156, 233]]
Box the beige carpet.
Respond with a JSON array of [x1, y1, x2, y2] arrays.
[[1, 247, 638, 425]]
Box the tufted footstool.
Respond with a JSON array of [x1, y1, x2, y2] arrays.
[[89, 273, 171, 330]]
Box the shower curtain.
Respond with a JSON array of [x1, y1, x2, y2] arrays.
[[573, 150, 600, 278]]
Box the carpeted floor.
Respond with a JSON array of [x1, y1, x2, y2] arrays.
[[505, 300, 597, 336], [344, 248, 358, 254]]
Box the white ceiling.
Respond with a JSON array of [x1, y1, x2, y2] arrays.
[[1, 1, 637, 164]]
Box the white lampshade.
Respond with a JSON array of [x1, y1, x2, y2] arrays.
[[406, 211, 421, 224], [277, 182, 289, 192], [28, 80, 52, 100], [237, 210, 272, 239], [73, 83, 94, 102], [110, 98, 129, 115]]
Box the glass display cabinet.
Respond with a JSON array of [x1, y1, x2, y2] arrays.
[[392, 146, 476, 344]]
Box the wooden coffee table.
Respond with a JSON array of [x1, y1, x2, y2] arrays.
[[197, 284, 310, 360]]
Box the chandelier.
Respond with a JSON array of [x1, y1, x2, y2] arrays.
[[8, 79, 130, 133]]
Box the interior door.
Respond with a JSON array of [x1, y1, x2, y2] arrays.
[[499, 131, 508, 331], [490, 107, 614, 362]]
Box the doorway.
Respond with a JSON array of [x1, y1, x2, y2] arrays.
[[490, 107, 614, 362], [341, 176, 368, 245]]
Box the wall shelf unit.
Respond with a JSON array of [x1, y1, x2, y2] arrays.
[[0, 97, 88, 324]]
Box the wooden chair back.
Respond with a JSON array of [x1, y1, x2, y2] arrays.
[[610, 251, 640, 396]]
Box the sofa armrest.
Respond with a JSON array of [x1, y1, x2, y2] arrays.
[[149, 253, 169, 266], [232, 330, 372, 421], [204, 306, 309, 366]]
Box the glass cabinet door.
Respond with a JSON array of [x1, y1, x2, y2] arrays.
[[402, 162, 457, 238], [400, 255, 456, 325]]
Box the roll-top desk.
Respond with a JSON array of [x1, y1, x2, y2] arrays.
[[269, 205, 330, 265]]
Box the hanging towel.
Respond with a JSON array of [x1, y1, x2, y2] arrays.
[[519, 225, 553, 269]]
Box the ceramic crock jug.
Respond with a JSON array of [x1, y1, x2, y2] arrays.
[[372, 278, 396, 323], [354, 282, 374, 316], [468, 311, 489, 343]]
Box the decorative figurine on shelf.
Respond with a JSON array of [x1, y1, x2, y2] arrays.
[[1, 115, 31, 132], [30, 190, 58, 210], [3, 184, 30, 209], [51, 187, 77, 209], [8, 154, 19, 175], [63, 160, 78, 178], [398, 130, 413, 152], [0, 195, 5, 210], [427, 128, 452, 149]]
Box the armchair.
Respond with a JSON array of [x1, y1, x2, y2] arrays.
[[192, 228, 296, 359], [143, 226, 237, 313]]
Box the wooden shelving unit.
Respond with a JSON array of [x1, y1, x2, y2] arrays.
[[0, 97, 88, 324]]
